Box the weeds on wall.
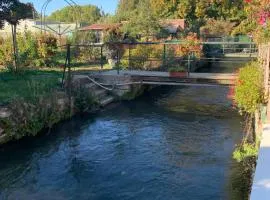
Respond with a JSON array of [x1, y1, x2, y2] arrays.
[[234, 61, 264, 115], [0, 80, 70, 140], [230, 61, 264, 199], [72, 84, 97, 113]]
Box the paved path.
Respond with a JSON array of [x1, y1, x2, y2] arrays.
[[250, 124, 270, 200]]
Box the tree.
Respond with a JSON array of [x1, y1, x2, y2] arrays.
[[0, 0, 34, 72], [150, 0, 177, 18], [115, 0, 139, 21], [234, 0, 270, 43], [47, 5, 102, 24], [200, 19, 236, 37], [121, 0, 162, 41], [0, 0, 13, 28], [176, 0, 195, 19], [115, 0, 246, 36]]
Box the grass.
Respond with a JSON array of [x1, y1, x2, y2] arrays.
[[0, 63, 113, 105], [0, 70, 62, 105]]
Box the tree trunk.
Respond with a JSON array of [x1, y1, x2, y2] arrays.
[[11, 24, 18, 73]]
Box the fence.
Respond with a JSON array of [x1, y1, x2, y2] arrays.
[[60, 41, 257, 79]]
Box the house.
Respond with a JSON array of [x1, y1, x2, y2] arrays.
[[79, 23, 122, 43], [77, 19, 186, 43], [161, 19, 186, 37]]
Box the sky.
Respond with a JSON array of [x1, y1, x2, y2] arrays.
[[21, 0, 119, 15]]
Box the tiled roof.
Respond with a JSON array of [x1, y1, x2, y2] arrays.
[[161, 19, 185, 32]]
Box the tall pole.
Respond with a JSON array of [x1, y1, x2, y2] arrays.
[[188, 54, 191, 77], [117, 49, 120, 75], [100, 45, 103, 70], [163, 44, 166, 67], [128, 43, 131, 70]]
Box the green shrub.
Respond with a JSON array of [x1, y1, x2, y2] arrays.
[[234, 61, 264, 114], [233, 142, 258, 163], [0, 33, 59, 69], [72, 85, 97, 112], [76, 46, 101, 63], [231, 142, 258, 199], [0, 37, 13, 67], [121, 45, 164, 70], [17, 32, 39, 67], [37, 34, 58, 67]]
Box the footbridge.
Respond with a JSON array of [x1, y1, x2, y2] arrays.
[[65, 40, 257, 88], [85, 70, 237, 87]]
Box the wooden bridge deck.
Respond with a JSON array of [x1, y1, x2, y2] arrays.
[[87, 70, 237, 86]]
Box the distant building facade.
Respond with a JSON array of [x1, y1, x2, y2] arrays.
[[161, 19, 186, 37], [0, 19, 78, 37], [79, 23, 122, 43], [78, 19, 186, 43]]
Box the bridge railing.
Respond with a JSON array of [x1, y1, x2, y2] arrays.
[[60, 41, 258, 78]]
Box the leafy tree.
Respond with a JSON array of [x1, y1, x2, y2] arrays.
[[234, 0, 270, 44], [121, 0, 162, 41], [150, 0, 177, 18], [195, 0, 208, 19], [116, 0, 246, 36], [0, 0, 13, 28], [47, 5, 102, 24], [0, 0, 34, 72], [200, 19, 236, 37], [176, 0, 195, 20], [115, 0, 139, 21]]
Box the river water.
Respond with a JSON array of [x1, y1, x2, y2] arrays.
[[0, 86, 243, 200]]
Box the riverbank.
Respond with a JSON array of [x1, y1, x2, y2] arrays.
[[0, 73, 149, 145]]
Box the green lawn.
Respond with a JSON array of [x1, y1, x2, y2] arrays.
[[0, 64, 113, 105], [0, 70, 62, 105]]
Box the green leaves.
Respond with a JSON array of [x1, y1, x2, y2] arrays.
[[47, 5, 102, 24], [0, 0, 34, 25], [233, 142, 258, 163], [234, 61, 264, 114]]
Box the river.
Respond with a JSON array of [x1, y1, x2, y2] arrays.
[[0, 86, 243, 200]]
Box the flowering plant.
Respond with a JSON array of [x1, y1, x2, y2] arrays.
[[243, 0, 270, 43]]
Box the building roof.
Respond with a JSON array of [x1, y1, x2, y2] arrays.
[[161, 19, 186, 33], [79, 23, 122, 31]]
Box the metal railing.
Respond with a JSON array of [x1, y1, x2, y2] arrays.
[[60, 41, 258, 84]]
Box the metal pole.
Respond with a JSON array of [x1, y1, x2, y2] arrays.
[[128, 43, 131, 70], [188, 54, 191, 77], [222, 37, 225, 54], [250, 37, 252, 57], [100, 45, 103, 70], [163, 44, 166, 67], [117, 49, 120, 75], [66, 44, 72, 117]]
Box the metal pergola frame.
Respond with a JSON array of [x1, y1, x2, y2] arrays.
[[40, 0, 81, 34]]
